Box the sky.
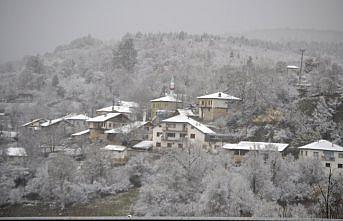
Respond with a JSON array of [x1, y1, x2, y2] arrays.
[[0, 0, 343, 63]]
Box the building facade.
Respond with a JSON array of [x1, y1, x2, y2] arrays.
[[197, 92, 241, 122], [152, 114, 216, 151], [222, 141, 289, 165], [298, 140, 343, 172], [86, 113, 131, 141]]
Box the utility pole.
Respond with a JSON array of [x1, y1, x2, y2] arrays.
[[299, 49, 306, 84]]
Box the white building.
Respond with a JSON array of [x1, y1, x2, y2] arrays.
[[298, 140, 343, 171], [152, 114, 216, 150], [222, 141, 289, 165]]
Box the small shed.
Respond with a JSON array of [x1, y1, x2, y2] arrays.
[[101, 145, 128, 165]]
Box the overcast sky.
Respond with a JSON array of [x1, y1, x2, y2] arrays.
[[1, 0, 343, 63]]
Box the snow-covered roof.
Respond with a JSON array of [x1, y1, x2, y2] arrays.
[[96, 105, 132, 114], [119, 100, 139, 108], [105, 121, 148, 134], [132, 140, 153, 150], [162, 114, 215, 134], [151, 95, 182, 102], [197, 92, 241, 100], [222, 141, 289, 152], [64, 114, 89, 121], [298, 140, 343, 152], [86, 113, 122, 122], [102, 145, 127, 152], [71, 129, 90, 136], [177, 109, 195, 116], [22, 118, 46, 127], [40, 117, 65, 127], [287, 65, 299, 69], [6, 147, 27, 157]]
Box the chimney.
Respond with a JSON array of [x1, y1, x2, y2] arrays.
[[218, 92, 221, 97], [170, 76, 175, 95], [143, 111, 146, 122]]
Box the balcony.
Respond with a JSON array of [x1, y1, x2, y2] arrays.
[[321, 155, 335, 162], [162, 127, 187, 132]]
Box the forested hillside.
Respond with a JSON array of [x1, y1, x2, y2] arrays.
[[0, 32, 342, 146]]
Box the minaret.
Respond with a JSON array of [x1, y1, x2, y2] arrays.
[[169, 76, 175, 96]]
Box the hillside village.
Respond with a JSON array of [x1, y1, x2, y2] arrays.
[[0, 32, 343, 218], [2, 76, 341, 170]]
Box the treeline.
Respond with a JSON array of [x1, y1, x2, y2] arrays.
[[133, 145, 343, 218], [0, 32, 342, 146]]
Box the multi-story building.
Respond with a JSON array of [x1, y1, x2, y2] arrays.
[[197, 92, 241, 122], [150, 96, 183, 119], [298, 140, 343, 172], [152, 114, 216, 150], [150, 76, 183, 119], [86, 113, 130, 141], [105, 121, 153, 145], [222, 141, 289, 165]]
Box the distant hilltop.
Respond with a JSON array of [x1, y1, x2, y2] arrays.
[[231, 28, 343, 43]]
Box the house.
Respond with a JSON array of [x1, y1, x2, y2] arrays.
[[101, 145, 128, 165], [151, 95, 183, 120], [298, 140, 343, 172], [22, 118, 47, 130], [63, 113, 89, 131], [197, 92, 241, 122], [132, 140, 153, 151], [105, 121, 153, 145], [3, 147, 28, 164], [96, 100, 139, 120], [96, 105, 132, 117], [152, 114, 216, 150], [40, 117, 74, 136], [222, 141, 289, 165], [86, 113, 131, 141], [150, 77, 183, 119]]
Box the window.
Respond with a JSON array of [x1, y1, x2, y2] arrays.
[[201, 101, 205, 105], [156, 132, 162, 137], [156, 142, 161, 147], [180, 133, 187, 138], [190, 134, 195, 139], [108, 122, 112, 128], [339, 153, 343, 158], [263, 153, 269, 161], [305, 151, 308, 156], [240, 150, 248, 156], [326, 163, 331, 168], [167, 123, 176, 128], [178, 144, 183, 148], [167, 143, 172, 148], [323, 151, 335, 161], [313, 152, 319, 159], [234, 150, 239, 155], [338, 164, 343, 169], [300, 150, 303, 156], [167, 133, 175, 137]]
